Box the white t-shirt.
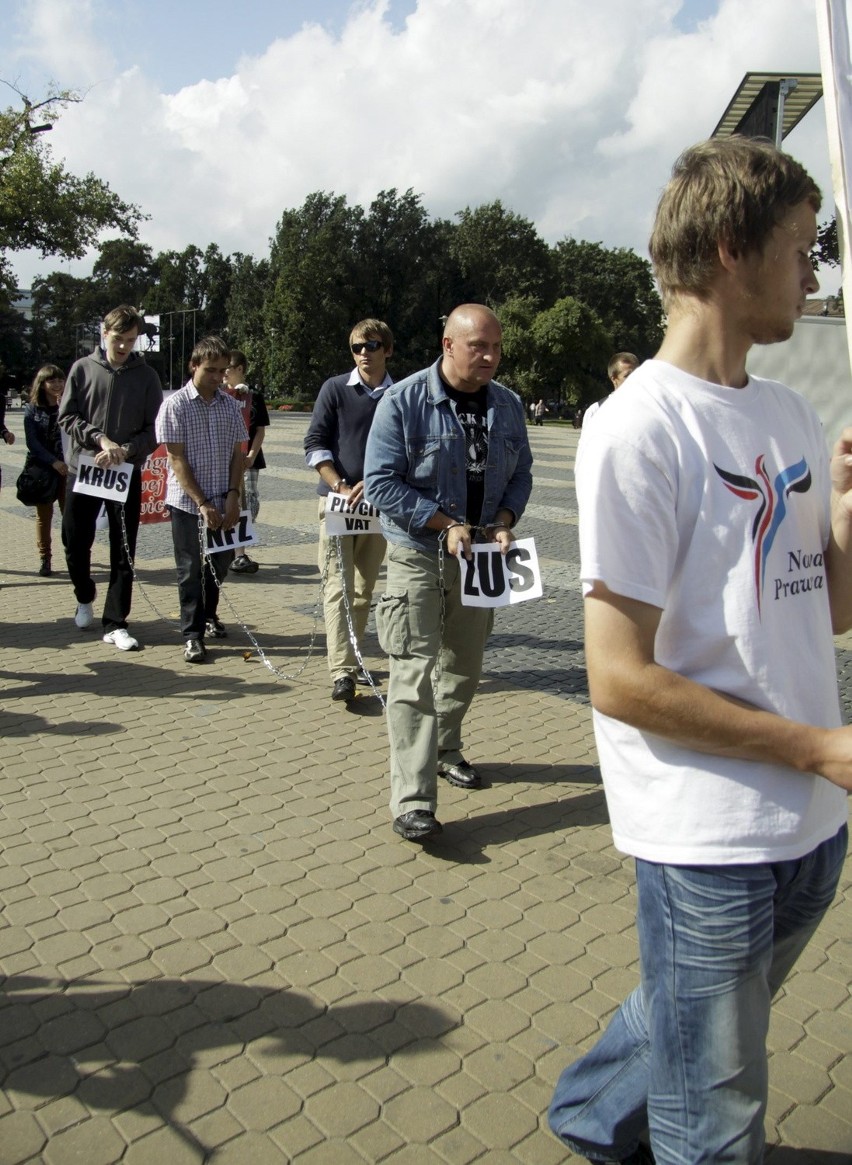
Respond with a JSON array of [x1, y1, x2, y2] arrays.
[[577, 359, 848, 864]]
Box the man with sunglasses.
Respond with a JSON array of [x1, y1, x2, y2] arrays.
[[304, 319, 393, 702]]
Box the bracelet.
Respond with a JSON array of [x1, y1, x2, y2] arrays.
[[227, 488, 240, 495], [200, 498, 210, 507], [490, 523, 510, 532], [331, 478, 345, 491]]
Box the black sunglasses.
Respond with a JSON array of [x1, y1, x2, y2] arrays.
[[351, 340, 383, 354]]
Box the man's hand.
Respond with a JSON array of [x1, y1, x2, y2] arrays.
[[95, 435, 123, 468], [345, 480, 366, 507], [200, 501, 223, 530], [223, 494, 241, 530], [830, 427, 852, 510], [804, 723, 852, 792], [486, 524, 513, 555], [52, 460, 69, 477], [447, 523, 473, 561], [245, 450, 257, 469], [2, 430, 15, 446]]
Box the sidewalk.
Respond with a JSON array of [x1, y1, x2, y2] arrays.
[[1, 414, 850, 1164]]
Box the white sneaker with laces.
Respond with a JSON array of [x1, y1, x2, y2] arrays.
[[74, 602, 94, 629], [103, 628, 139, 651]]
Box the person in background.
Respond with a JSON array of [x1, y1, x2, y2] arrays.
[[304, 319, 393, 703], [223, 350, 269, 574], [24, 364, 68, 576], [59, 304, 163, 651], [156, 336, 247, 664], [581, 351, 639, 430]]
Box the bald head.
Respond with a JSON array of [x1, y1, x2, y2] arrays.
[[441, 304, 502, 393]]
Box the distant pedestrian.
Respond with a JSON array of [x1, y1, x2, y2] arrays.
[[533, 398, 547, 425], [24, 364, 68, 576], [582, 351, 639, 430], [223, 350, 269, 575]]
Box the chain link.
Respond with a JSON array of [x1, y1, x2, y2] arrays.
[[330, 535, 385, 708]]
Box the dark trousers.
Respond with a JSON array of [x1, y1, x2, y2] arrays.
[[169, 506, 234, 638], [62, 469, 142, 632]]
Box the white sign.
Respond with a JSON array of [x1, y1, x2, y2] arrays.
[[459, 537, 543, 608], [325, 491, 381, 535], [205, 510, 257, 553], [73, 453, 133, 502]]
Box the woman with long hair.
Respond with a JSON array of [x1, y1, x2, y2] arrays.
[[24, 364, 68, 576]]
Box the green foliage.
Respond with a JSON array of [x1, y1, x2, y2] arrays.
[[554, 237, 663, 360], [265, 192, 362, 396], [499, 293, 611, 405], [0, 86, 144, 296], [452, 200, 555, 307], [3, 133, 664, 403], [813, 216, 839, 270]]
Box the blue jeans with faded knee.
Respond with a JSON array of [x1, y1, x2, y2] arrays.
[[548, 825, 847, 1164]]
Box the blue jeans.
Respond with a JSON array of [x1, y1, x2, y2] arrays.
[[548, 825, 847, 1164]]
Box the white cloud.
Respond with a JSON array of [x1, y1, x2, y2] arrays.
[[5, 0, 838, 291]]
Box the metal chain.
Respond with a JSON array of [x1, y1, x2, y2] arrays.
[[197, 514, 327, 680], [120, 505, 181, 627], [331, 535, 385, 707]]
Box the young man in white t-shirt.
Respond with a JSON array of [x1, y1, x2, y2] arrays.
[[548, 138, 852, 1164]]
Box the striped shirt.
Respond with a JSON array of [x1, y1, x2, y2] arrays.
[[156, 382, 248, 514]]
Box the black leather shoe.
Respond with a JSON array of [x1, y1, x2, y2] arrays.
[[438, 759, 481, 789], [331, 675, 356, 702], [393, 811, 443, 842]]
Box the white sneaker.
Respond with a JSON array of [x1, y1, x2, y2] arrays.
[[74, 602, 94, 629], [103, 628, 139, 651]]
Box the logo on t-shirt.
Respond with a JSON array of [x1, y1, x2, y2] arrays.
[[715, 454, 813, 614]]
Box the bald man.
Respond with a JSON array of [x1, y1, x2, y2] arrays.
[[364, 305, 533, 842]]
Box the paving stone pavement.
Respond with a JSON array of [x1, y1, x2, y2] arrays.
[[0, 410, 850, 1165]]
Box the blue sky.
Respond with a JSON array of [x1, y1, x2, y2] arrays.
[[1, 0, 837, 291]]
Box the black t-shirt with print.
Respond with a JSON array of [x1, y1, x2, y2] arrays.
[[442, 379, 488, 527]]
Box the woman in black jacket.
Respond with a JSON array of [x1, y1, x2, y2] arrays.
[[24, 364, 68, 576]]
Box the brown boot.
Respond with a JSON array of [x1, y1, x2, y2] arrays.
[[39, 556, 52, 577]]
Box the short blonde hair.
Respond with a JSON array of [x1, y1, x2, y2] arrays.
[[649, 137, 821, 306]]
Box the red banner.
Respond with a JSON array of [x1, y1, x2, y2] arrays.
[[140, 443, 171, 524]]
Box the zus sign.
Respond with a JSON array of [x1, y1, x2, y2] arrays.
[[459, 538, 543, 608]]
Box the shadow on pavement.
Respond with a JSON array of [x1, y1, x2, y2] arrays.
[[0, 973, 456, 1159], [0, 711, 123, 738], [425, 788, 610, 864]]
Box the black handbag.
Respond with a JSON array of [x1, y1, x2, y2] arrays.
[[16, 461, 60, 506]]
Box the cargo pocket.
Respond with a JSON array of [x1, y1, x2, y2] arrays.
[[375, 591, 410, 657]]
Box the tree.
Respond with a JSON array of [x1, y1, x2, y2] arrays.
[[553, 238, 663, 358], [225, 253, 270, 389], [499, 293, 611, 407], [265, 192, 362, 396], [91, 239, 154, 311], [452, 201, 555, 307], [0, 83, 144, 297], [354, 189, 461, 374]]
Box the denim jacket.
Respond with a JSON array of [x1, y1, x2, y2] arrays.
[[364, 357, 533, 551]]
